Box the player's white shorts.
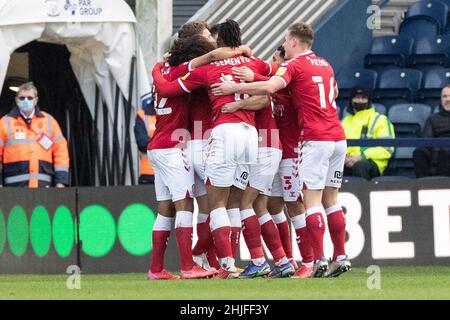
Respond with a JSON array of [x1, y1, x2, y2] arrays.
[[298, 140, 346, 190], [205, 122, 258, 188], [249, 147, 282, 196], [187, 139, 208, 198], [271, 158, 303, 202], [148, 148, 194, 202]]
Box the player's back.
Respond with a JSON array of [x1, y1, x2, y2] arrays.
[[149, 63, 190, 150], [189, 88, 212, 140], [205, 55, 257, 127], [272, 89, 298, 159], [282, 52, 345, 141]]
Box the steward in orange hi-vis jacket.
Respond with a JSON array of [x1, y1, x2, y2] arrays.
[[0, 82, 69, 188], [134, 104, 156, 184]]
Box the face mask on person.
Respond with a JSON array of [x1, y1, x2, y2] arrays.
[[351, 101, 370, 113], [16, 98, 35, 113]]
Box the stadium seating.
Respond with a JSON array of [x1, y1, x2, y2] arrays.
[[399, 0, 448, 38], [365, 36, 414, 69], [374, 69, 423, 108], [410, 35, 450, 71], [418, 68, 450, 107], [336, 69, 378, 108], [387, 103, 432, 176]]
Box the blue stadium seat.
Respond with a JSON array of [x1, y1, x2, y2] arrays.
[[365, 36, 413, 69], [410, 35, 450, 71], [387, 103, 432, 177], [437, 0, 450, 33], [417, 68, 450, 108], [374, 69, 423, 108], [373, 103, 387, 115], [336, 69, 377, 108], [388, 103, 432, 137], [399, 0, 448, 38]]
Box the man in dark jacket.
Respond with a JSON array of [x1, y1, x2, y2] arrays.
[[413, 85, 450, 177]]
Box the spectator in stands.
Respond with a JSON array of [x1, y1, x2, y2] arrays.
[[342, 86, 395, 180], [134, 101, 156, 184], [0, 82, 70, 188], [413, 85, 450, 178]]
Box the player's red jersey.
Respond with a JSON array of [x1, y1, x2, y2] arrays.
[[148, 63, 190, 150], [273, 51, 345, 141], [179, 55, 265, 128], [272, 89, 299, 159], [189, 88, 212, 140], [255, 102, 281, 150]]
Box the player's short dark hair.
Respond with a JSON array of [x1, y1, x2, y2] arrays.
[[288, 22, 314, 46], [277, 45, 286, 60], [168, 35, 216, 66], [178, 21, 209, 39], [209, 24, 220, 37], [217, 19, 242, 48]]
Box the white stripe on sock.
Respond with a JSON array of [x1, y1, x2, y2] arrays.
[[290, 214, 306, 230], [175, 211, 193, 228], [210, 208, 231, 231], [258, 213, 272, 226], [271, 212, 287, 224], [197, 213, 209, 224], [227, 208, 241, 228], [305, 206, 324, 218], [153, 214, 174, 231], [240, 208, 256, 221], [325, 204, 342, 215]]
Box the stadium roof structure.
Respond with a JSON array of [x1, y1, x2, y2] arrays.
[[0, 0, 151, 184]]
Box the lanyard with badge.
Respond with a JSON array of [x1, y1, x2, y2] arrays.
[[15, 117, 54, 151]]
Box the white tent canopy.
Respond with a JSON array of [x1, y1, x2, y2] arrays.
[[0, 0, 152, 185]]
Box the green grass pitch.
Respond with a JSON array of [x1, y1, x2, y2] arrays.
[[1, 266, 449, 300]]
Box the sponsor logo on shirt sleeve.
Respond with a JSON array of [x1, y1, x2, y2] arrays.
[[275, 67, 287, 76]]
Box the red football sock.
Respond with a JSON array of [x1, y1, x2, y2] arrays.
[[326, 205, 347, 261], [296, 227, 314, 264], [259, 214, 286, 262], [192, 215, 211, 256], [241, 209, 264, 259], [210, 208, 233, 259], [175, 211, 194, 271], [175, 227, 194, 271], [206, 243, 221, 270], [150, 230, 170, 273], [272, 212, 293, 259], [291, 214, 314, 264], [305, 208, 326, 261]]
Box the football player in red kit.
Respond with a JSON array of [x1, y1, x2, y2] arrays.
[[212, 22, 351, 278]]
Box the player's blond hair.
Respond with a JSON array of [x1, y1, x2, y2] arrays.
[[288, 22, 314, 47]]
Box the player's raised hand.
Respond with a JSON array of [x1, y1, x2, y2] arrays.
[[238, 45, 253, 57], [211, 81, 235, 96], [152, 62, 163, 79], [221, 101, 242, 113], [232, 66, 254, 82]]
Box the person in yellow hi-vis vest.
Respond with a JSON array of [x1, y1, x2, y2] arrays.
[[134, 103, 156, 184], [342, 86, 395, 180]]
